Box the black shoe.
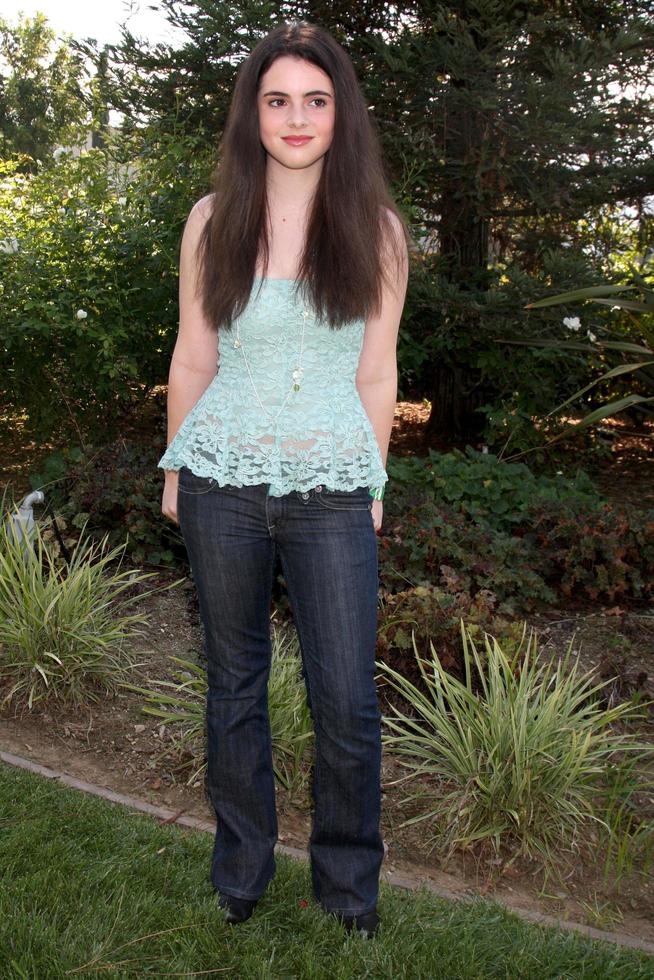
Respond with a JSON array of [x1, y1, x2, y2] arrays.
[[336, 908, 380, 939], [217, 892, 257, 924]]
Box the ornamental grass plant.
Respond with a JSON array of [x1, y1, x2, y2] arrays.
[[122, 620, 314, 795], [377, 621, 653, 868], [0, 495, 163, 711], [266, 622, 315, 790]]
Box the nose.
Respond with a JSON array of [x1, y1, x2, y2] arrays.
[[286, 101, 309, 128]]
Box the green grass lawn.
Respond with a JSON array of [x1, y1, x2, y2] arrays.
[[1, 762, 652, 979]]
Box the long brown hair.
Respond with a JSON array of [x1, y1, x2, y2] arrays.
[[198, 21, 410, 331]]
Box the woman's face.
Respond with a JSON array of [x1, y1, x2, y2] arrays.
[[257, 55, 335, 174]]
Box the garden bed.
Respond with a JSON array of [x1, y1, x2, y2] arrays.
[[1, 403, 653, 945], [1, 575, 653, 944]]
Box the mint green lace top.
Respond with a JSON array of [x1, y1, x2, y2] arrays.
[[157, 276, 388, 497]]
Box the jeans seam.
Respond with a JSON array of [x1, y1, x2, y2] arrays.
[[313, 494, 371, 512], [177, 469, 217, 494]]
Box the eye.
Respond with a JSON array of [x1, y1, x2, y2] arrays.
[[309, 97, 328, 108], [268, 98, 285, 107]]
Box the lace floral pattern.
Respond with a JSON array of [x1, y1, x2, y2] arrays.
[[158, 277, 388, 497]]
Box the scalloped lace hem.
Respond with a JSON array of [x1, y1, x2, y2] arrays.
[[158, 447, 388, 497]]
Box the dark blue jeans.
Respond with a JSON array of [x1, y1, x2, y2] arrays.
[[176, 467, 383, 915]]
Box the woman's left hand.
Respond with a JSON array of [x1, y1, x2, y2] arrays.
[[371, 499, 383, 533]]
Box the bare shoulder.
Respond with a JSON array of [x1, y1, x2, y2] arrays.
[[176, 195, 218, 357], [180, 195, 215, 264], [381, 206, 405, 237], [379, 206, 409, 291], [192, 193, 215, 220], [185, 193, 214, 232], [356, 207, 409, 383]]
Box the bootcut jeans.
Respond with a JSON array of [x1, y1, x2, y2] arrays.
[[176, 466, 384, 916]]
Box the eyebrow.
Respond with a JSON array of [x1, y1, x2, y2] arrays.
[[261, 89, 333, 98]]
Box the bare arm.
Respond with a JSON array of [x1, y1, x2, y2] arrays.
[[163, 194, 219, 472], [355, 211, 409, 477]]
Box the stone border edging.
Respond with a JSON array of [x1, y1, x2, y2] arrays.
[[2, 748, 653, 957]]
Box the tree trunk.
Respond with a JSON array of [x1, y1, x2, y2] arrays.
[[425, 83, 492, 445], [424, 358, 491, 445]]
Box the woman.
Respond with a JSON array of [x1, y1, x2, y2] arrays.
[[160, 21, 409, 938]]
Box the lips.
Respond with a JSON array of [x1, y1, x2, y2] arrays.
[[282, 136, 313, 146]]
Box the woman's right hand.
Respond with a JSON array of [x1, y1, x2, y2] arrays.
[[162, 470, 180, 524]]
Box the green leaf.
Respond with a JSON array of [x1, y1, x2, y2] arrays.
[[544, 365, 654, 420], [562, 395, 652, 430], [525, 285, 634, 309], [590, 298, 652, 312]]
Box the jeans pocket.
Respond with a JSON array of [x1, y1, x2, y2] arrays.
[[313, 485, 372, 511], [177, 465, 218, 494]]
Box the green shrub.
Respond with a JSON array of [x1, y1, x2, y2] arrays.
[[382, 457, 653, 609], [28, 437, 178, 566], [522, 499, 654, 602], [266, 624, 315, 793], [387, 447, 604, 533], [376, 584, 526, 704], [377, 621, 652, 867], [27, 439, 654, 607], [380, 488, 555, 611], [0, 129, 212, 443], [597, 756, 654, 890], [397, 251, 612, 453]]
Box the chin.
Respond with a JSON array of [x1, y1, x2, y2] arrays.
[[270, 152, 325, 171]]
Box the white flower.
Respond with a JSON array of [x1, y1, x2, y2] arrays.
[[53, 146, 67, 160], [13, 196, 23, 208], [0, 237, 19, 254], [76, 309, 88, 320], [587, 330, 597, 342], [58, 207, 66, 215], [563, 316, 581, 331], [556, 470, 563, 476], [117, 196, 127, 206]]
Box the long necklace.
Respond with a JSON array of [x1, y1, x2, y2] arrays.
[[232, 299, 309, 423]]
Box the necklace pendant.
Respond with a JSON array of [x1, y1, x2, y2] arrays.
[[233, 337, 241, 348], [293, 382, 301, 392]]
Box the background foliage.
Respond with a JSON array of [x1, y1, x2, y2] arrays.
[[0, 131, 212, 442], [1, 4, 653, 450], [72, 0, 654, 443]]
